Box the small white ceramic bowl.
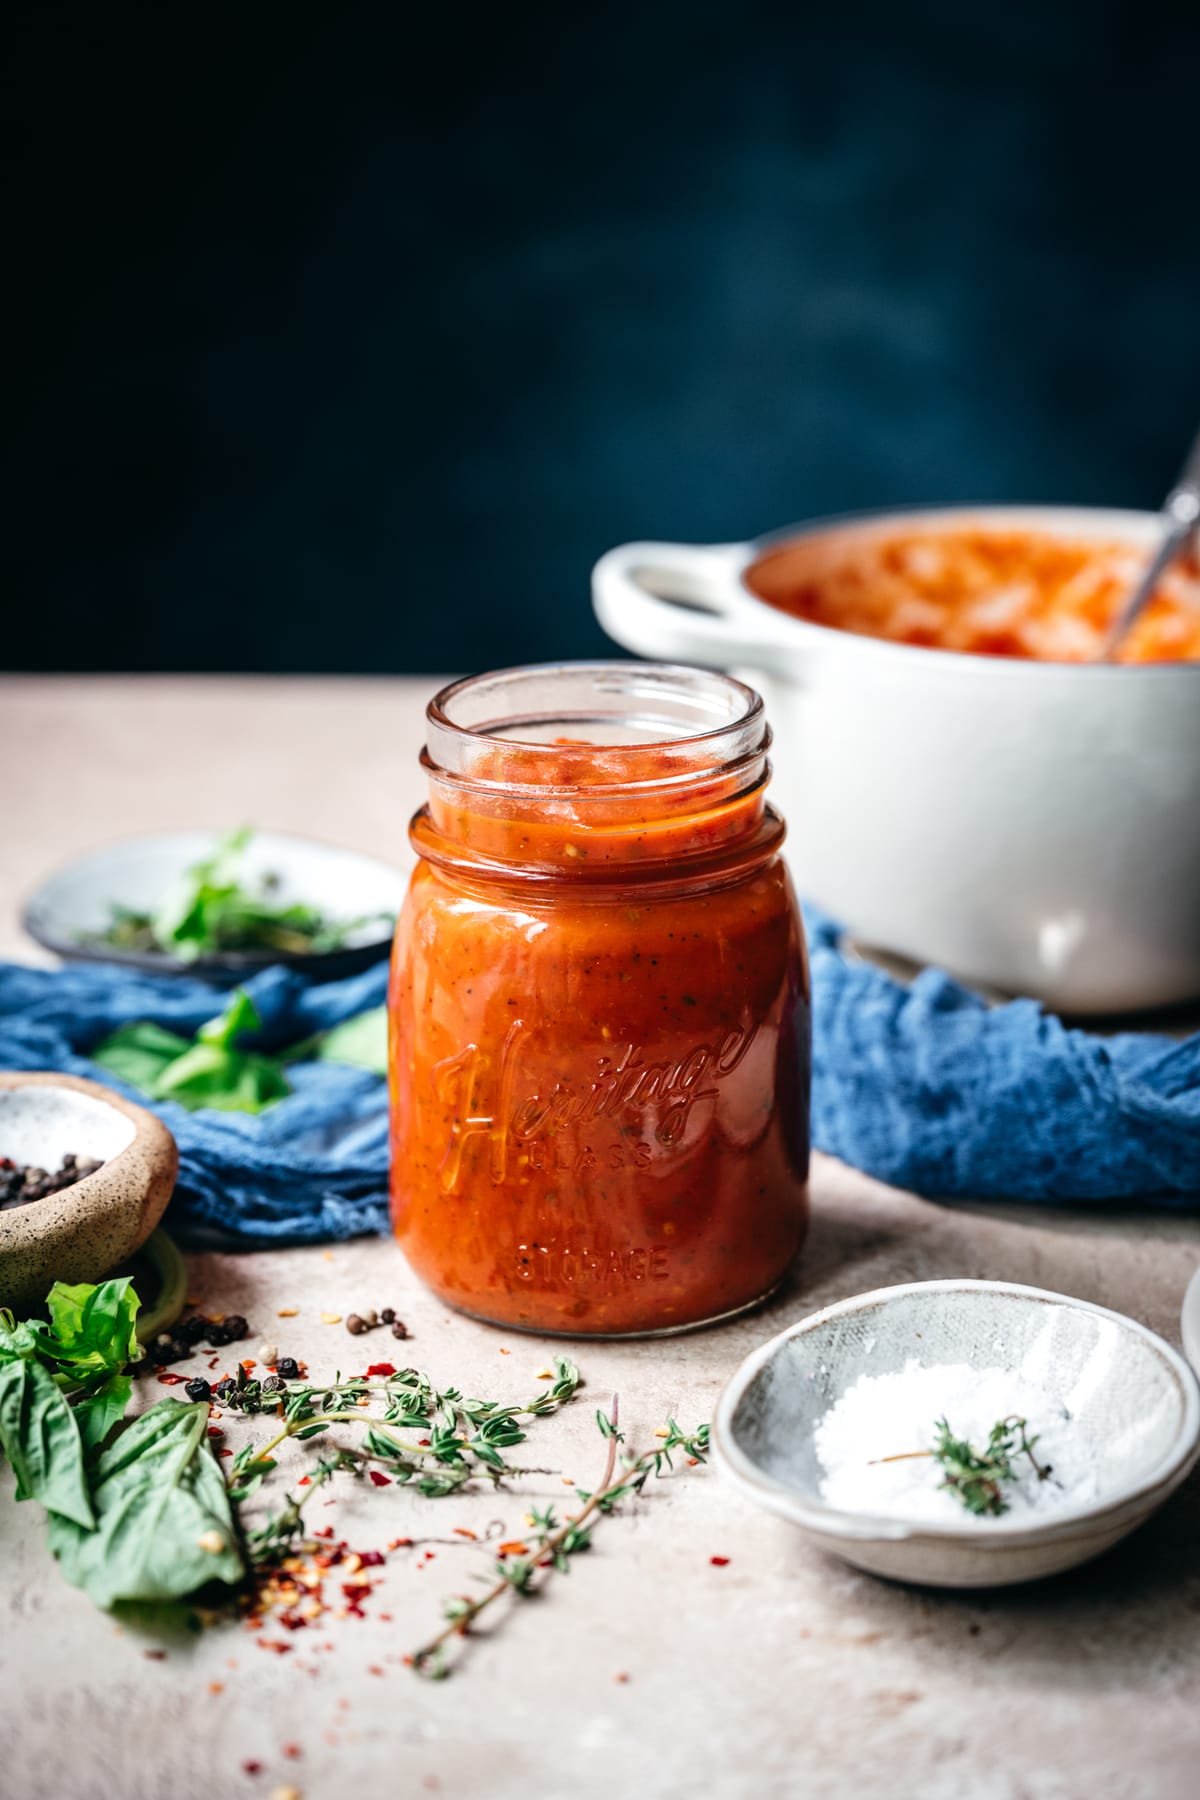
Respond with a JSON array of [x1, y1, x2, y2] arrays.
[[23, 830, 406, 980], [713, 1279, 1200, 1588]]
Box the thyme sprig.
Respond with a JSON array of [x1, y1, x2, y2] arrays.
[[224, 1356, 582, 1508], [412, 1403, 711, 1678], [221, 1356, 583, 1566], [932, 1414, 1050, 1515], [871, 1413, 1051, 1516]]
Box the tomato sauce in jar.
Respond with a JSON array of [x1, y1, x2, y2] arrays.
[[388, 663, 810, 1336]]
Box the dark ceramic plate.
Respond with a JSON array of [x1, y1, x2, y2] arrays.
[[23, 831, 405, 982]]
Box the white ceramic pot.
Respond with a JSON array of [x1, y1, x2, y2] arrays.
[[593, 506, 1200, 1014]]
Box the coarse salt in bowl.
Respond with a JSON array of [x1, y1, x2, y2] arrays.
[[712, 1280, 1200, 1587]]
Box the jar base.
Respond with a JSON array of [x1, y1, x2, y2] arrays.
[[424, 1275, 790, 1342]]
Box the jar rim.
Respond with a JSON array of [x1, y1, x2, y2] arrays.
[[425, 661, 767, 793]]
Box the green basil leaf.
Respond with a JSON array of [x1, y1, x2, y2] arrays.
[[0, 1359, 94, 1529], [197, 988, 260, 1051], [47, 1399, 244, 1607], [151, 1043, 289, 1113], [0, 1311, 43, 1363], [42, 1277, 140, 1379], [90, 1021, 192, 1093], [314, 1005, 389, 1075], [74, 1374, 133, 1454]]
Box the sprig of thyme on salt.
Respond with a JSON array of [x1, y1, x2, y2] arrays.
[[411, 1403, 711, 1679], [871, 1412, 1051, 1516]]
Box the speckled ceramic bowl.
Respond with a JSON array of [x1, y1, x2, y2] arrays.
[[0, 1072, 178, 1310], [713, 1280, 1200, 1588]]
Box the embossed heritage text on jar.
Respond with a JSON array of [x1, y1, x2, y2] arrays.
[[388, 662, 811, 1336]]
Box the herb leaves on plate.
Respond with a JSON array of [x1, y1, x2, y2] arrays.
[[86, 826, 391, 962]]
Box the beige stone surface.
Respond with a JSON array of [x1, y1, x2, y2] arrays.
[[1, 677, 1198, 1800]]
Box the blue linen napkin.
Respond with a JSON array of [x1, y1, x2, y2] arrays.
[[804, 911, 1200, 1206], [0, 913, 1197, 1250], [0, 960, 393, 1245]]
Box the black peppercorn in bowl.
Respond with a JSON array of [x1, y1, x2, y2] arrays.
[[0, 1072, 178, 1310]]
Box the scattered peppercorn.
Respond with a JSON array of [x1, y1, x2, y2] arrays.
[[214, 1376, 238, 1403], [148, 1333, 193, 1367], [222, 1314, 249, 1341], [380, 1308, 396, 1325], [391, 1321, 409, 1341], [345, 1314, 367, 1336], [185, 1377, 213, 1402], [261, 1374, 286, 1395], [276, 1357, 300, 1380]]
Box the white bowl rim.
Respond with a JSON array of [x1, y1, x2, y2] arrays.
[[657, 502, 1200, 682], [713, 1277, 1200, 1546]]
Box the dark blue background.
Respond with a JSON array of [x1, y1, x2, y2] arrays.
[[6, 2, 1199, 673]]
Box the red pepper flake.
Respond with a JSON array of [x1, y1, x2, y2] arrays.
[[341, 1582, 373, 1607], [365, 1362, 396, 1377], [157, 1373, 185, 1386], [242, 1760, 263, 1776], [687, 1457, 699, 1466], [368, 1664, 385, 1676], [282, 1743, 302, 1760], [313, 1527, 335, 1540], [614, 1671, 630, 1684], [710, 1555, 731, 1566], [143, 1648, 167, 1660], [389, 1537, 413, 1550], [418, 1437, 431, 1447], [368, 1470, 392, 1487], [498, 1541, 529, 1556], [241, 1359, 257, 1371], [207, 1426, 225, 1440], [218, 1448, 233, 1458], [297, 1476, 311, 1486], [358, 1550, 386, 1567], [452, 1527, 477, 1540], [256, 1638, 293, 1655]]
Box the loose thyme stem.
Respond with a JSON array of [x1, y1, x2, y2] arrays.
[[410, 1396, 622, 1674]]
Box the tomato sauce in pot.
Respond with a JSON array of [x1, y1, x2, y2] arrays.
[[746, 525, 1200, 662], [388, 663, 810, 1336]]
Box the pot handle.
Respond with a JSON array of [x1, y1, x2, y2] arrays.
[[592, 539, 780, 667]]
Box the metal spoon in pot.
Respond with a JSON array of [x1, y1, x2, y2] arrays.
[[1100, 424, 1200, 660]]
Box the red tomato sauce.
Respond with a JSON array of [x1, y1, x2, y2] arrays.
[[389, 737, 810, 1335], [746, 526, 1200, 663]]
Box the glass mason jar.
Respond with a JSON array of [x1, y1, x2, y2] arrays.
[[388, 662, 810, 1336]]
